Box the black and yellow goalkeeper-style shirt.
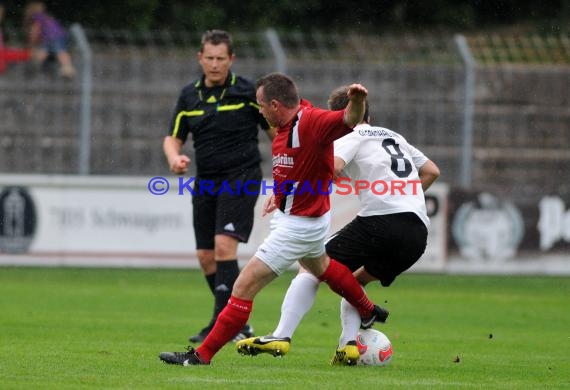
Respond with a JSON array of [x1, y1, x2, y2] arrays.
[[168, 72, 269, 177]]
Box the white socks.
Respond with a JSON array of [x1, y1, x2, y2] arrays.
[[271, 271, 363, 347], [273, 272, 319, 338], [338, 288, 365, 347]]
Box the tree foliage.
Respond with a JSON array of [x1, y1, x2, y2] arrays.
[[2, 0, 568, 32]]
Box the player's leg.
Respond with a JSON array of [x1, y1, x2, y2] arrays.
[[236, 210, 326, 358], [239, 216, 379, 360], [300, 253, 388, 327], [273, 269, 319, 338], [195, 256, 278, 362], [331, 268, 376, 366], [160, 208, 299, 365], [160, 256, 277, 365], [212, 234, 255, 341], [212, 167, 262, 341], [324, 218, 378, 347], [324, 216, 392, 364], [331, 213, 427, 365], [237, 268, 319, 357], [330, 298, 361, 366], [189, 245, 244, 344], [197, 250, 217, 279], [188, 189, 218, 342], [337, 267, 377, 345]]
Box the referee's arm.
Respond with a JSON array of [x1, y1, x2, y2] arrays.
[[163, 136, 190, 174]]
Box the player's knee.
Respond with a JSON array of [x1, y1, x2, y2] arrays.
[[231, 275, 256, 300], [299, 255, 329, 279], [214, 235, 239, 258], [296, 271, 319, 283]]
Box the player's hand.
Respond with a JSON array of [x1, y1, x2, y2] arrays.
[[347, 83, 368, 103], [262, 194, 276, 216], [169, 155, 190, 174]]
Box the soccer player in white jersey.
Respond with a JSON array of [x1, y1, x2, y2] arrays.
[[236, 85, 440, 365]]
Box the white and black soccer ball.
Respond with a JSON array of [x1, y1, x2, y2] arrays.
[[356, 329, 393, 366]]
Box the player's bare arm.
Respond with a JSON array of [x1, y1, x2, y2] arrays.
[[343, 83, 368, 128], [163, 136, 190, 174], [418, 159, 440, 191], [262, 193, 276, 216], [333, 156, 347, 180]]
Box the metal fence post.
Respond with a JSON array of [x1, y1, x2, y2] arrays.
[[70, 23, 93, 175], [454, 34, 476, 188], [265, 28, 287, 74]]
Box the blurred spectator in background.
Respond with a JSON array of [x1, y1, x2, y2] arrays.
[[0, 2, 5, 72], [0, 2, 31, 74], [1, 2, 8, 73], [24, 1, 75, 78]]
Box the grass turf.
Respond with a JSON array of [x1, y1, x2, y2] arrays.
[[0, 267, 568, 389]]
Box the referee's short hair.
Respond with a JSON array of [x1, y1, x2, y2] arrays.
[[200, 29, 233, 56]]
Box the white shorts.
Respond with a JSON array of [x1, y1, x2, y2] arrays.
[[255, 210, 331, 275]]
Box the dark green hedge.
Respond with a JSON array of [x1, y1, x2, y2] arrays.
[[2, 0, 568, 32]]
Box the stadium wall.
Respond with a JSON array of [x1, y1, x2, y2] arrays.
[[1, 175, 568, 275], [0, 175, 450, 272], [1, 31, 568, 273]]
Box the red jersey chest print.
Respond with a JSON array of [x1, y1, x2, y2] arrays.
[[272, 100, 352, 217]]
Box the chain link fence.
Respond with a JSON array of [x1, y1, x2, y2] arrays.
[[1, 28, 569, 205]]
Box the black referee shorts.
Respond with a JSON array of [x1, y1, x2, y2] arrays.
[[192, 166, 262, 249], [325, 212, 427, 287]]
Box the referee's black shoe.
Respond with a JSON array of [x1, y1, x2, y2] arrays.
[[188, 327, 211, 343], [360, 305, 389, 329]]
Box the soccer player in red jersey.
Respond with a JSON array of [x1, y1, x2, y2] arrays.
[[237, 85, 440, 365], [159, 73, 388, 366]]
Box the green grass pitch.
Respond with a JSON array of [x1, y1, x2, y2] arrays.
[[0, 267, 568, 389]]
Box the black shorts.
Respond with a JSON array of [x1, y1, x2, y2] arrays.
[[192, 166, 262, 249], [325, 212, 427, 287]]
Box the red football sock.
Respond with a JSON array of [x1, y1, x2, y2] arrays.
[[196, 296, 252, 362], [318, 258, 374, 318]]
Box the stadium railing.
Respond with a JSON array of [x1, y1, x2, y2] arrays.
[[0, 28, 569, 206]]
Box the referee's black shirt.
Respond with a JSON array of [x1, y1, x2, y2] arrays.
[[168, 72, 269, 177]]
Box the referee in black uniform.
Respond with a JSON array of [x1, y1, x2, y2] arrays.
[[163, 30, 274, 343]]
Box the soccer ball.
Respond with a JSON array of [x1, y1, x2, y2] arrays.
[[356, 329, 393, 366]]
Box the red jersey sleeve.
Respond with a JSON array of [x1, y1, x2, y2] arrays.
[[305, 108, 353, 145]]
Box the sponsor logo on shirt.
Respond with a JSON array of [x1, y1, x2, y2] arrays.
[[272, 154, 295, 168]]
